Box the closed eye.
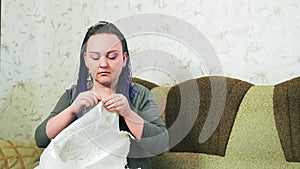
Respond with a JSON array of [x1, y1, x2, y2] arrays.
[[91, 56, 100, 60], [88, 53, 100, 60], [107, 52, 119, 59]]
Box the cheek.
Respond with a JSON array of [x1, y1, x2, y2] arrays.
[[87, 62, 99, 75], [112, 62, 124, 76]]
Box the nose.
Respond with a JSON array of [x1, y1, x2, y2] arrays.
[[99, 57, 108, 68]]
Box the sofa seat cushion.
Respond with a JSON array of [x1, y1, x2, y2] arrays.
[[274, 77, 300, 162], [152, 86, 300, 168], [165, 76, 253, 156], [0, 140, 43, 169]]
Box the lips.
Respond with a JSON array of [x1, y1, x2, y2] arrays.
[[98, 71, 110, 76]]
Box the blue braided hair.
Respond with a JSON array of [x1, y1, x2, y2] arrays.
[[75, 21, 135, 104]]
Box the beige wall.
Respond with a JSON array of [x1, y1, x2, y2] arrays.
[[1, 0, 300, 141]]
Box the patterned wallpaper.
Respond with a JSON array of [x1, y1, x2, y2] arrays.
[[1, 0, 300, 141]]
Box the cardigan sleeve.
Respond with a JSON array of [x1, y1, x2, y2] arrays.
[[131, 84, 169, 156], [34, 86, 75, 148]]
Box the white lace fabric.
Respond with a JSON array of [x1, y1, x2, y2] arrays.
[[35, 102, 130, 169]]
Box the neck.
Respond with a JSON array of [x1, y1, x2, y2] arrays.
[[92, 83, 116, 99]]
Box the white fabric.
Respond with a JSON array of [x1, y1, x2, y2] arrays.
[[35, 102, 130, 169]]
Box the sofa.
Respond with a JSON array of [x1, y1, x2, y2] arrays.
[[1, 76, 299, 169]]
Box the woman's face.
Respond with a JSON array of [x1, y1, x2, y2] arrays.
[[84, 33, 127, 88]]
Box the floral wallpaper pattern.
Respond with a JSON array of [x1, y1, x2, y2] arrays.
[[1, 0, 300, 141]]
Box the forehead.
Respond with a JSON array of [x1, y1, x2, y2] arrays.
[[86, 33, 122, 52]]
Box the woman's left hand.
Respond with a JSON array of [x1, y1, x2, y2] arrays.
[[102, 94, 132, 118]]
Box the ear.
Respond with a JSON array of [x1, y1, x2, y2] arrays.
[[122, 52, 128, 67]]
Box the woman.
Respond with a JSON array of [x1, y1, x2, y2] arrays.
[[35, 21, 169, 168]]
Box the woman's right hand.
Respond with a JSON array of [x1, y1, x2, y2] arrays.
[[46, 90, 101, 139], [71, 90, 101, 114]]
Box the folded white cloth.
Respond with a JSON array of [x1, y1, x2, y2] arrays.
[[35, 102, 130, 169]]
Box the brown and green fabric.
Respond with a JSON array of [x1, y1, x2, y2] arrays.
[[274, 77, 300, 162], [0, 140, 43, 169], [151, 152, 199, 169], [132, 77, 159, 90], [152, 85, 300, 168], [165, 76, 253, 156]]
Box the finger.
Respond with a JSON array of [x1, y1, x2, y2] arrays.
[[105, 105, 116, 112], [104, 99, 114, 108], [91, 94, 100, 104], [94, 93, 102, 102], [82, 95, 96, 107], [103, 95, 118, 106], [102, 94, 114, 104], [83, 91, 100, 105], [82, 99, 92, 108], [107, 100, 127, 112], [104, 101, 115, 111], [106, 101, 118, 109]]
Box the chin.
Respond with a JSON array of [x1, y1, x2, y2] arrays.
[[95, 79, 112, 87]]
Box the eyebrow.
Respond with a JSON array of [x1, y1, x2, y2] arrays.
[[87, 49, 121, 55]]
